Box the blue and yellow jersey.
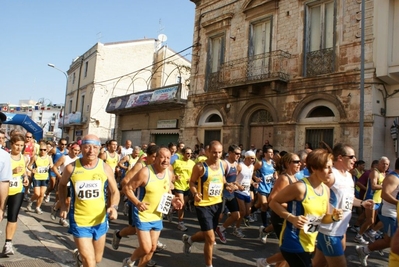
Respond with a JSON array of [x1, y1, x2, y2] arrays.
[[364, 168, 384, 204], [135, 165, 171, 222], [173, 159, 195, 191], [9, 155, 26, 196], [280, 178, 328, 253], [34, 155, 51, 180], [195, 161, 224, 207], [69, 159, 108, 227], [104, 151, 119, 172]]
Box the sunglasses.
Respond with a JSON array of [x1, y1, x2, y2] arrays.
[[234, 152, 241, 155], [40, 149, 47, 151], [344, 155, 356, 159], [26, 136, 32, 138], [291, 160, 301, 164]]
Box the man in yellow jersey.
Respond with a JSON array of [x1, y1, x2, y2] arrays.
[[122, 147, 182, 267], [356, 156, 390, 244], [99, 139, 120, 175], [0, 111, 10, 222], [182, 141, 235, 267], [59, 134, 120, 267]]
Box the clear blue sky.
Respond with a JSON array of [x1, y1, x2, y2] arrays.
[[0, 1, 195, 106]]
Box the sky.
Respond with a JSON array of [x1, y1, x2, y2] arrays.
[[0, 1, 196, 106]]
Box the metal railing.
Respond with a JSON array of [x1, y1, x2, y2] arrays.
[[305, 48, 335, 77]]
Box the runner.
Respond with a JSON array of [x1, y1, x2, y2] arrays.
[[26, 141, 53, 214], [182, 141, 235, 267], [2, 134, 29, 255], [0, 111, 11, 222], [122, 147, 182, 267], [172, 146, 195, 231], [269, 149, 343, 267], [58, 134, 120, 267]]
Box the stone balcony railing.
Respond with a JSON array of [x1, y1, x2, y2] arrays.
[[206, 50, 291, 92]]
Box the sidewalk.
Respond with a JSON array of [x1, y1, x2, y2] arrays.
[[0, 210, 74, 267]]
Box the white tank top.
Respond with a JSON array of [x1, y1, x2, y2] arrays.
[[235, 162, 254, 197], [319, 167, 355, 236], [381, 171, 399, 218]]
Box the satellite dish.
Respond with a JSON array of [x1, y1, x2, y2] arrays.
[[158, 34, 168, 43]]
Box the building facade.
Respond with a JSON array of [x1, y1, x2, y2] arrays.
[[183, 0, 399, 163], [62, 39, 190, 144]]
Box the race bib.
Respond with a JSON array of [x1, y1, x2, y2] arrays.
[[75, 180, 101, 200], [343, 195, 354, 211], [263, 174, 273, 184], [36, 166, 48, 174], [10, 176, 21, 188], [156, 193, 174, 214], [303, 214, 323, 234], [242, 182, 251, 192], [208, 183, 222, 197]]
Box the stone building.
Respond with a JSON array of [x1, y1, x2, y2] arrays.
[[183, 0, 399, 163], [62, 39, 190, 145]]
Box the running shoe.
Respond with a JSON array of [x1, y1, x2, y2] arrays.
[[146, 260, 156, 267], [112, 230, 121, 250], [182, 234, 192, 254], [122, 257, 135, 267], [364, 230, 376, 243], [155, 240, 166, 252], [243, 218, 250, 227], [356, 245, 369, 266], [2, 241, 14, 255], [354, 235, 369, 245], [233, 228, 245, 238], [59, 218, 69, 227], [177, 222, 188, 232], [215, 226, 227, 244], [44, 194, 51, 203], [259, 226, 270, 244], [35, 207, 43, 215], [73, 249, 83, 267], [256, 258, 271, 267], [50, 205, 57, 221], [26, 202, 34, 212]]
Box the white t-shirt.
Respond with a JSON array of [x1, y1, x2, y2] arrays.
[[235, 162, 254, 197], [0, 149, 12, 182], [121, 147, 133, 158], [319, 167, 354, 236]]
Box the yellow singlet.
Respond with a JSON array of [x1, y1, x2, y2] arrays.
[[70, 159, 108, 227], [195, 161, 224, 207], [173, 159, 195, 191], [105, 151, 119, 172], [34, 155, 51, 180], [9, 155, 25, 196]]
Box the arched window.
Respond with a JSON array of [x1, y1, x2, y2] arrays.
[[250, 109, 273, 123], [206, 114, 222, 123], [307, 106, 334, 118]]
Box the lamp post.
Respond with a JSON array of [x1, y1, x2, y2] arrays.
[[47, 63, 68, 139]]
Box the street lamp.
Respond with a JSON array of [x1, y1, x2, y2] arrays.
[[48, 63, 68, 139]]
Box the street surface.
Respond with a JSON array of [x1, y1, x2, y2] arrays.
[[0, 198, 390, 267]]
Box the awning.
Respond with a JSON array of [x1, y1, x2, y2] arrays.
[[150, 129, 180, 135]]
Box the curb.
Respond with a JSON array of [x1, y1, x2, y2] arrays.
[[18, 213, 74, 266]]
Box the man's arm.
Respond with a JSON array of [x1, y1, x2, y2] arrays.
[[52, 155, 65, 180], [369, 169, 383, 190], [118, 155, 129, 170], [189, 163, 204, 202], [382, 174, 399, 205], [121, 160, 143, 194], [59, 163, 73, 218], [0, 155, 11, 221], [104, 163, 120, 220], [124, 167, 149, 211]]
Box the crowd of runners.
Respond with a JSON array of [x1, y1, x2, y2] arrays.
[[0, 110, 398, 267]]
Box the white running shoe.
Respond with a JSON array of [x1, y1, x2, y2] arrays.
[[177, 222, 188, 232], [2, 241, 14, 255], [122, 257, 135, 267], [182, 234, 192, 254], [354, 235, 369, 245], [256, 258, 271, 267], [356, 245, 369, 266]]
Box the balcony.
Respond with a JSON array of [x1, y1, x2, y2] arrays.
[[305, 48, 335, 77], [106, 83, 187, 115], [207, 50, 291, 92], [58, 112, 85, 128]]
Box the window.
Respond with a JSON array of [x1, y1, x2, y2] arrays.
[[304, 1, 335, 76], [306, 128, 334, 150], [73, 72, 76, 84], [307, 106, 334, 117], [84, 61, 88, 77], [248, 18, 272, 79], [250, 109, 273, 123], [68, 99, 73, 113], [205, 34, 225, 91], [80, 95, 85, 114], [206, 114, 222, 123]]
